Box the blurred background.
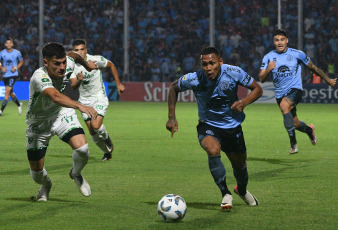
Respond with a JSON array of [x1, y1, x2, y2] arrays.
[[0, 0, 337, 84]]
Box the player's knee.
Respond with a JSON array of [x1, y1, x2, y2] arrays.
[[74, 143, 89, 158], [204, 145, 221, 156]]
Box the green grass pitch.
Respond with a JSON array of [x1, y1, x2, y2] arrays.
[[0, 101, 337, 229]]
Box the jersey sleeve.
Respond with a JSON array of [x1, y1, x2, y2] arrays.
[[17, 50, 23, 61], [178, 72, 199, 91], [260, 54, 269, 70], [93, 55, 108, 69], [234, 67, 254, 87], [32, 71, 54, 93], [295, 49, 311, 65]]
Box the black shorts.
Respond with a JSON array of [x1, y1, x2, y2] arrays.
[[197, 122, 246, 154], [276, 88, 303, 107], [3, 76, 18, 87]]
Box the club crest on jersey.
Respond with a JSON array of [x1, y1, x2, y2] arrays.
[[182, 75, 187, 81], [286, 55, 293, 61], [206, 130, 214, 135], [220, 81, 230, 90]]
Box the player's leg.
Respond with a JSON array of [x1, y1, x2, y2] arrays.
[[224, 127, 258, 206], [279, 97, 298, 153], [197, 122, 232, 210], [293, 109, 317, 145], [0, 84, 12, 114], [56, 110, 91, 196], [26, 128, 53, 202], [9, 89, 23, 115]]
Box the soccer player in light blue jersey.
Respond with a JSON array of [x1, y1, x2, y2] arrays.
[[0, 38, 23, 116], [166, 47, 262, 211], [259, 29, 337, 154]]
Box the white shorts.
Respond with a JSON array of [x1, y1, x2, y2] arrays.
[[26, 108, 83, 150], [79, 97, 109, 121]]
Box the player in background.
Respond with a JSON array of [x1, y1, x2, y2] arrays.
[[26, 42, 98, 201], [69, 39, 125, 161], [166, 47, 262, 211], [0, 37, 23, 116], [259, 29, 337, 154]]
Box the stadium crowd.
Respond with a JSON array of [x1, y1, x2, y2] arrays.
[[0, 0, 337, 82]]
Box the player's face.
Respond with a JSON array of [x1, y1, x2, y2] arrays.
[[273, 35, 288, 53], [73, 44, 87, 59], [5, 40, 13, 50], [44, 56, 67, 79], [200, 53, 223, 80]]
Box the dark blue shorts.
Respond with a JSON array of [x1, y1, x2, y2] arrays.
[[196, 122, 246, 154], [276, 88, 303, 107], [3, 76, 18, 87]]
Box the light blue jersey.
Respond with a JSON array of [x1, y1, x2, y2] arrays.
[[178, 64, 254, 129], [0, 49, 23, 78], [260, 48, 310, 98]]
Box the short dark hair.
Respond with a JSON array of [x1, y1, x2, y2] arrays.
[[72, 39, 86, 47], [42, 42, 66, 59], [274, 29, 288, 37], [5, 37, 14, 42], [200, 47, 220, 57]]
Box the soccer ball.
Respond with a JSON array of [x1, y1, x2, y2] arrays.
[[157, 194, 187, 222]]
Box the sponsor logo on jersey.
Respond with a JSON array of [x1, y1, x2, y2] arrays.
[[226, 67, 240, 73], [276, 65, 292, 77], [41, 78, 50, 82]]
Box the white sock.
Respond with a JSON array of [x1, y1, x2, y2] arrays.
[[94, 124, 108, 140], [91, 133, 110, 153], [71, 144, 89, 176], [30, 168, 50, 186]]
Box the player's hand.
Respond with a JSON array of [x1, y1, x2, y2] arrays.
[[231, 100, 247, 113], [86, 61, 98, 71], [117, 84, 125, 95], [267, 61, 276, 71], [327, 78, 337, 87], [1, 66, 7, 72], [79, 105, 97, 120], [11, 66, 17, 73], [166, 118, 178, 138], [77, 71, 84, 81]]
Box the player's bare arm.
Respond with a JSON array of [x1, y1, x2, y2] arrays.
[[231, 80, 263, 113], [306, 61, 337, 87], [259, 61, 276, 83], [11, 59, 23, 72], [69, 72, 84, 90], [106, 61, 125, 94], [43, 87, 97, 119], [166, 80, 180, 137], [67, 51, 98, 71]]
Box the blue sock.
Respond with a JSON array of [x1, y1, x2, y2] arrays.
[[283, 112, 297, 146], [1, 99, 8, 112], [233, 166, 248, 196], [208, 155, 230, 196], [12, 96, 20, 106]]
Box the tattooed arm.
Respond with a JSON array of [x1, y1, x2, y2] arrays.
[[306, 61, 337, 87]]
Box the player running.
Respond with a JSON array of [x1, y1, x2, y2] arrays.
[[26, 42, 98, 201], [0, 37, 23, 116], [69, 39, 125, 161], [166, 47, 262, 210], [259, 29, 337, 154]]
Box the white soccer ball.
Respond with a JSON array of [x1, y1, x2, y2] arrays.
[[157, 194, 187, 222]]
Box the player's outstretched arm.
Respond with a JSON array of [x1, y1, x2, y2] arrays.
[[43, 87, 97, 119], [306, 61, 337, 87], [166, 80, 180, 138], [231, 80, 263, 113], [106, 61, 125, 94], [259, 61, 276, 83], [67, 51, 98, 71]]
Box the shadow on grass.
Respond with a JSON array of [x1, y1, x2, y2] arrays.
[[6, 197, 88, 203], [248, 156, 313, 166]]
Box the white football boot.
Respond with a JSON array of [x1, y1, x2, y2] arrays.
[[36, 179, 52, 202], [69, 169, 91, 197], [221, 194, 233, 210], [18, 103, 23, 115], [234, 186, 258, 206]]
